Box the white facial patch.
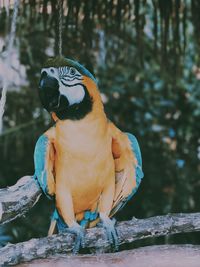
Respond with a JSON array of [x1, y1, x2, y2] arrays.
[[41, 66, 85, 106], [59, 84, 85, 106]]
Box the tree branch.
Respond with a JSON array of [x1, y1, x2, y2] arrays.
[[1, 212, 200, 265], [0, 176, 42, 225], [1, 177, 200, 265]]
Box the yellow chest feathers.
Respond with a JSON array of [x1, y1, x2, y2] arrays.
[[54, 113, 110, 159]]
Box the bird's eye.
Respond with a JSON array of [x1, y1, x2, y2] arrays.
[[50, 68, 55, 73], [70, 68, 76, 75]]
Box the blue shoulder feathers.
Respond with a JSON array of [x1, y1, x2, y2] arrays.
[[126, 133, 144, 190], [33, 135, 52, 199]]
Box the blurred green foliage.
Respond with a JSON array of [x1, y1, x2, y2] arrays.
[[0, 0, 200, 247]]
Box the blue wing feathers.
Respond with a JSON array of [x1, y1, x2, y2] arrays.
[[119, 133, 144, 205], [33, 134, 51, 198], [110, 133, 144, 216], [126, 133, 144, 189], [126, 133, 142, 167]]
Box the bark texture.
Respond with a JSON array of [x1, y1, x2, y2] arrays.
[[1, 212, 200, 265], [1, 177, 200, 265], [0, 176, 41, 225]]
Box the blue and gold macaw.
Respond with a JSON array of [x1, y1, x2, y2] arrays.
[[34, 57, 144, 253]]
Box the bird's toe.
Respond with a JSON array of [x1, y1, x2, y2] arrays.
[[100, 213, 119, 251], [66, 222, 86, 254]]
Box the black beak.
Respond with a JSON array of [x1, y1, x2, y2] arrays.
[[38, 71, 60, 112]]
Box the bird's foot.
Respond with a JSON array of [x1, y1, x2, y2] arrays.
[[100, 213, 119, 251], [66, 222, 85, 254]]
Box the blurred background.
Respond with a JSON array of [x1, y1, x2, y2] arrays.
[[0, 0, 200, 248]]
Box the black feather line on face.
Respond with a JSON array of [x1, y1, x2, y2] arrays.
[[55, 84, 93, 120], [60, 80, 84, 87], [58, 66, 82, 80], [60, 76, 83, 83], [61, 76, 82, 80]]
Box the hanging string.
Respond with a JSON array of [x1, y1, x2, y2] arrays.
[[58, 0, 63, 56], [0, 0, 20, 133]]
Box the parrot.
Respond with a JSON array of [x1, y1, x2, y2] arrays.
[[33, 56, 144, 253]]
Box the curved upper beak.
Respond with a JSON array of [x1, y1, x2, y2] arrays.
[[39, 71, 59, 90], [38, 71, 60, 111]]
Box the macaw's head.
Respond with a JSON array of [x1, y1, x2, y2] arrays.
[[38, 57, 101, 120]]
